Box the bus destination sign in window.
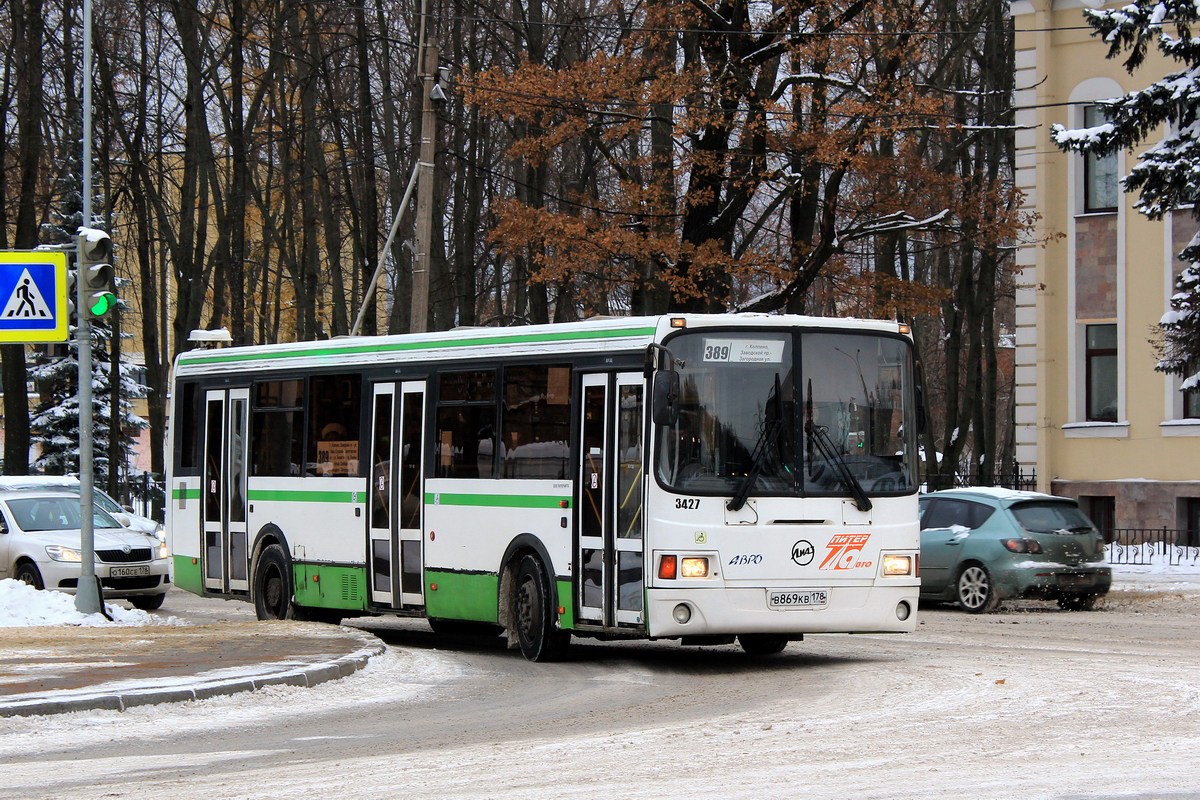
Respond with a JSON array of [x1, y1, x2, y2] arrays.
[[702, 339, 785, 364]]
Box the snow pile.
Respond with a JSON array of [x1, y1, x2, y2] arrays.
[[0, 579, 175, 628]]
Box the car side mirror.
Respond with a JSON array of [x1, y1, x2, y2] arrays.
[[113, 512, 132, 528], [651, 371, 680, 426]]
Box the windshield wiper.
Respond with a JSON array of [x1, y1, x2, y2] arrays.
[[727, 417, 785, 512], [728, 373, 790, 512], [805, 379, 872, 512]]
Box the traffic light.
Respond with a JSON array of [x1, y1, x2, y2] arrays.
[[65, 267, 78, 327], [76, 229, 116, 318]]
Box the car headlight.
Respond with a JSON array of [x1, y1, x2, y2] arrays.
[[47, 544, 83, 562], [155, 539, 170, 560], [155, 522, 166, 543]]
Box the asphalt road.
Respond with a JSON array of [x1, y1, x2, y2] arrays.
[[1, 587, 1198, 800]]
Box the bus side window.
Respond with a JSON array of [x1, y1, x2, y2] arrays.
[[307, 374, 362, 477], [252, 380, 304, 477], [436, 370, 497, 479], [176, 382, 201, 473], [502, 364, 571, 479]]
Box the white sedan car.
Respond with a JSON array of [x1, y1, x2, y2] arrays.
[[0, 491, 171, 610]]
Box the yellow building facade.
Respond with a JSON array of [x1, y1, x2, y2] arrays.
[[1012, 0, 1200, 534]]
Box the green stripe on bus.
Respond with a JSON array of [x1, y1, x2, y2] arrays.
[[555, 579, 575, 630], [173, 555, 203, 594], [424, 492, 569, 509], [247, 489, 359, 503], [293, 564, 368, 611], [170, 488, 202, 500], [423, 572, 575, 630], [180, 325, 658, 366], [424, 570, 499, 622]]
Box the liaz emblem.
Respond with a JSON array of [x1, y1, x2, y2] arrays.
[[819, 533, 873, 570]]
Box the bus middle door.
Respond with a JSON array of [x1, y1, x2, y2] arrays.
[[202, 387, 250, 594], [368, 380, 427, 609], [578, 372, 645, 629]]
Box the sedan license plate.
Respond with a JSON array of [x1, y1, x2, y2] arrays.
[[767, 589, 829, 610], [109, 565, 151, 578], [1058, 572, 1099, 588]]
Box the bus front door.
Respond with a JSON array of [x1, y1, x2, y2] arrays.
[[368, 381, 427, 609], [578, 372, 645, 629], [202, 388, 250, 594]]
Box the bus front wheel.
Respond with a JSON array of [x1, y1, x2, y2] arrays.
[[511, 555, 569, 662], [253, 543, 295, 621]]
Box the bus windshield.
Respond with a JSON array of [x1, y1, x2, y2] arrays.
[[656, 329, 918, 498]]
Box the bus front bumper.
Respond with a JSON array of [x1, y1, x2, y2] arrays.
[[645, 583, 920, 638]]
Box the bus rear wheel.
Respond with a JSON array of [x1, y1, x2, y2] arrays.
[[253, 543, 295, 621], [511, 555, 569, 662]]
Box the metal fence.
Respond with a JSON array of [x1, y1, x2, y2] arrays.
[[923, 466, 1038, 493], [1106, 528, 1200, 568], [115, 471, 164, 522]]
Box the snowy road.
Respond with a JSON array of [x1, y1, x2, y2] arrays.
[[2, 588, 1198, 799]]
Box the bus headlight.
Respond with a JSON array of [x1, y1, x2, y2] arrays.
[[882, 554, 913, 577], [680, 557, 709, 578]]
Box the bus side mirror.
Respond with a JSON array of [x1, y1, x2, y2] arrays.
[[652, 371, 680, 426]]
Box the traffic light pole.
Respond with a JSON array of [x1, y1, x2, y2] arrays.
[[74, 240, 101, 614], [74, 0, 101, 615]]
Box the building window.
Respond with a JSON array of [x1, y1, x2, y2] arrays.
[[1084, 104, 1118, 213], [1181, 498, 1200, 547], [1183, 360, 1200, 419], [1081, 495, 1115, 542], [1085, 324, 1118, 422]]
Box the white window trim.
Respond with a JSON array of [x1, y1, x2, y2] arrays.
[[1160, 419, 1200, 437], [1063, 421, 1130, 438]]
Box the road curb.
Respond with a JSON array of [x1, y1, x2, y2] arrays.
[[0, 629, 386, 719]]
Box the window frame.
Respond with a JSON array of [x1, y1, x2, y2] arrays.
[[1083, 104, 1118, 214], [1085, 323, 1119, 423]]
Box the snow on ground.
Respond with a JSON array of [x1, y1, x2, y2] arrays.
[[2, 548, 1199, 629], [0, 579, 183, 628]]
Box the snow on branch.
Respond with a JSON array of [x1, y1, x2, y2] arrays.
[[839, 209, 950, 243]]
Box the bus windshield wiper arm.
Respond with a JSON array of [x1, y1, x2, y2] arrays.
[[806, 422, 873, 512], [727, 417, 785, 512]]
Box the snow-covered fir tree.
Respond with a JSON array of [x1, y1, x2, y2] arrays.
[[30, 322, 148, 483], [1050, 0, 1200, 393]]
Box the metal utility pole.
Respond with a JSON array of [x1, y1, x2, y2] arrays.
[[410, 41, 439, 333], [74, 0, 101, 614]]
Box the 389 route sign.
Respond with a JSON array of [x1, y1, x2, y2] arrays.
[[0, 251, 69, 343]]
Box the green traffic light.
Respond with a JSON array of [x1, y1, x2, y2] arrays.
[[88, 291, 117, 317]]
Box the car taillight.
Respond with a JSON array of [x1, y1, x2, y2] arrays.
[[1002, 538, 1043, 554]]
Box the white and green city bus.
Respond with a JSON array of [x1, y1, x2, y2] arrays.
[[166, 314, 922, 660]]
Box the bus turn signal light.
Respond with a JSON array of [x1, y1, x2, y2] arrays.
[[659, 554, 678, 580]]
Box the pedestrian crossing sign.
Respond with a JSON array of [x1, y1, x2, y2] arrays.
[[0, 251, 69, 343]]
